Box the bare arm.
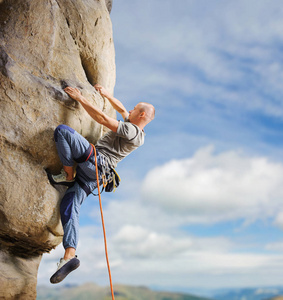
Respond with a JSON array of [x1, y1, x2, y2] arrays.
[[64, 87, 119, 132], [94, 84, 129, 120]]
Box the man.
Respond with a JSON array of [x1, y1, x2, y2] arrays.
[[47, 84, 155, 284]]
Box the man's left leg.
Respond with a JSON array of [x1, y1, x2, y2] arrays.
[[47, 124, 91, 186]]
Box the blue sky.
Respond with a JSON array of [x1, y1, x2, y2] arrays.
[[38, 0, 283, 295]]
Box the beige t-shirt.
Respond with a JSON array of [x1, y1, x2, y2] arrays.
[[95, 120, 145, 168]]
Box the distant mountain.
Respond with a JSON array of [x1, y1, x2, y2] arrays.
[[36, 283, 214, 300], [214, 287, 283, 300]]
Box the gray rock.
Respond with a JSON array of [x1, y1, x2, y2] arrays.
[[105, 0, 113, 13], [0, 0, 116, 298]]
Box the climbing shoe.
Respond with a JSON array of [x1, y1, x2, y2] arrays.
[[47, 169, 75, 187], [50, 256, 80, 284]]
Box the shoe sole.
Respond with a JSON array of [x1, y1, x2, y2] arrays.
[[47, 172, 75, 187], [50, 257, 80, 284]]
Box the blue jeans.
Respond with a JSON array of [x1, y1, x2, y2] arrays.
[[54, 124, 103, 249]]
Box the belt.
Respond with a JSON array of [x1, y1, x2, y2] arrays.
[[76, 177, 92, 196], [74, 144, 94, 163]]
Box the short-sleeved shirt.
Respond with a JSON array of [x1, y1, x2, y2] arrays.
[[95, 120, 145, 169]]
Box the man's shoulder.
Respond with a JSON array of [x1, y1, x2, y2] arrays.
[[116, 121, 144, 142]]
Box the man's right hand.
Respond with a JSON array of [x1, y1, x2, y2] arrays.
[[94, 84, 111, 99], [94, 84, 129, 120]]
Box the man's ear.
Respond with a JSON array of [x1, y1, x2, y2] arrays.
[[140, 111, 146, 118]]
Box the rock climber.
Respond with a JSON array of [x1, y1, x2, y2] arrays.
[[47, 84, 155, 284]]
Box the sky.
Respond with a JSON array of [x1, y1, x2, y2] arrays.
[[38, 0, 283, 296]]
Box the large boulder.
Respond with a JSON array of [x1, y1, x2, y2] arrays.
[[0, 0, 115, 299]]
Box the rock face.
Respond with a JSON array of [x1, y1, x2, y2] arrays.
[[0, 0, 115, 299]]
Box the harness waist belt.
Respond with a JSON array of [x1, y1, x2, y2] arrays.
[[76, 177, 92, 196], [74, 144, 93, 163]]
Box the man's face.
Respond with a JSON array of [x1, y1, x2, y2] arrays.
[[128, 103, 142, 123]]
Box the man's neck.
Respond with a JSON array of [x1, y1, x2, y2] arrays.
[[129, 120, 145, 131]]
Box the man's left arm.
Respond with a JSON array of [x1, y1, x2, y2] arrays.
[[64, 87, 119, 132]]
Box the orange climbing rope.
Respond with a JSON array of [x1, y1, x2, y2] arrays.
[[93, 144, 115, 300]]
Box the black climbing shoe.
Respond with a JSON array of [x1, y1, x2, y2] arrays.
[[47, 169, 75, 187], [50, 256, 80, 284]]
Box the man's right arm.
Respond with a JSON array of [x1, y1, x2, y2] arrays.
[[94, 84, 129, 120]]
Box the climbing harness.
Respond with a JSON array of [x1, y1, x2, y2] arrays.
[[76, 144, 121, 196], [93, 144, 115, 300]]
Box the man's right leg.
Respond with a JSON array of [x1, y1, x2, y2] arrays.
[[64, 247, 76, 260], [50, 183, 86, 284]]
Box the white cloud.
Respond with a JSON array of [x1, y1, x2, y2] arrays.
[[39, 223, 283, 289], [265, 241, 283, 252], [111, 225, 235, 259], [112, 225, 192, 259], [273, 211, 283, 229], [142, 146, 283, 224]]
